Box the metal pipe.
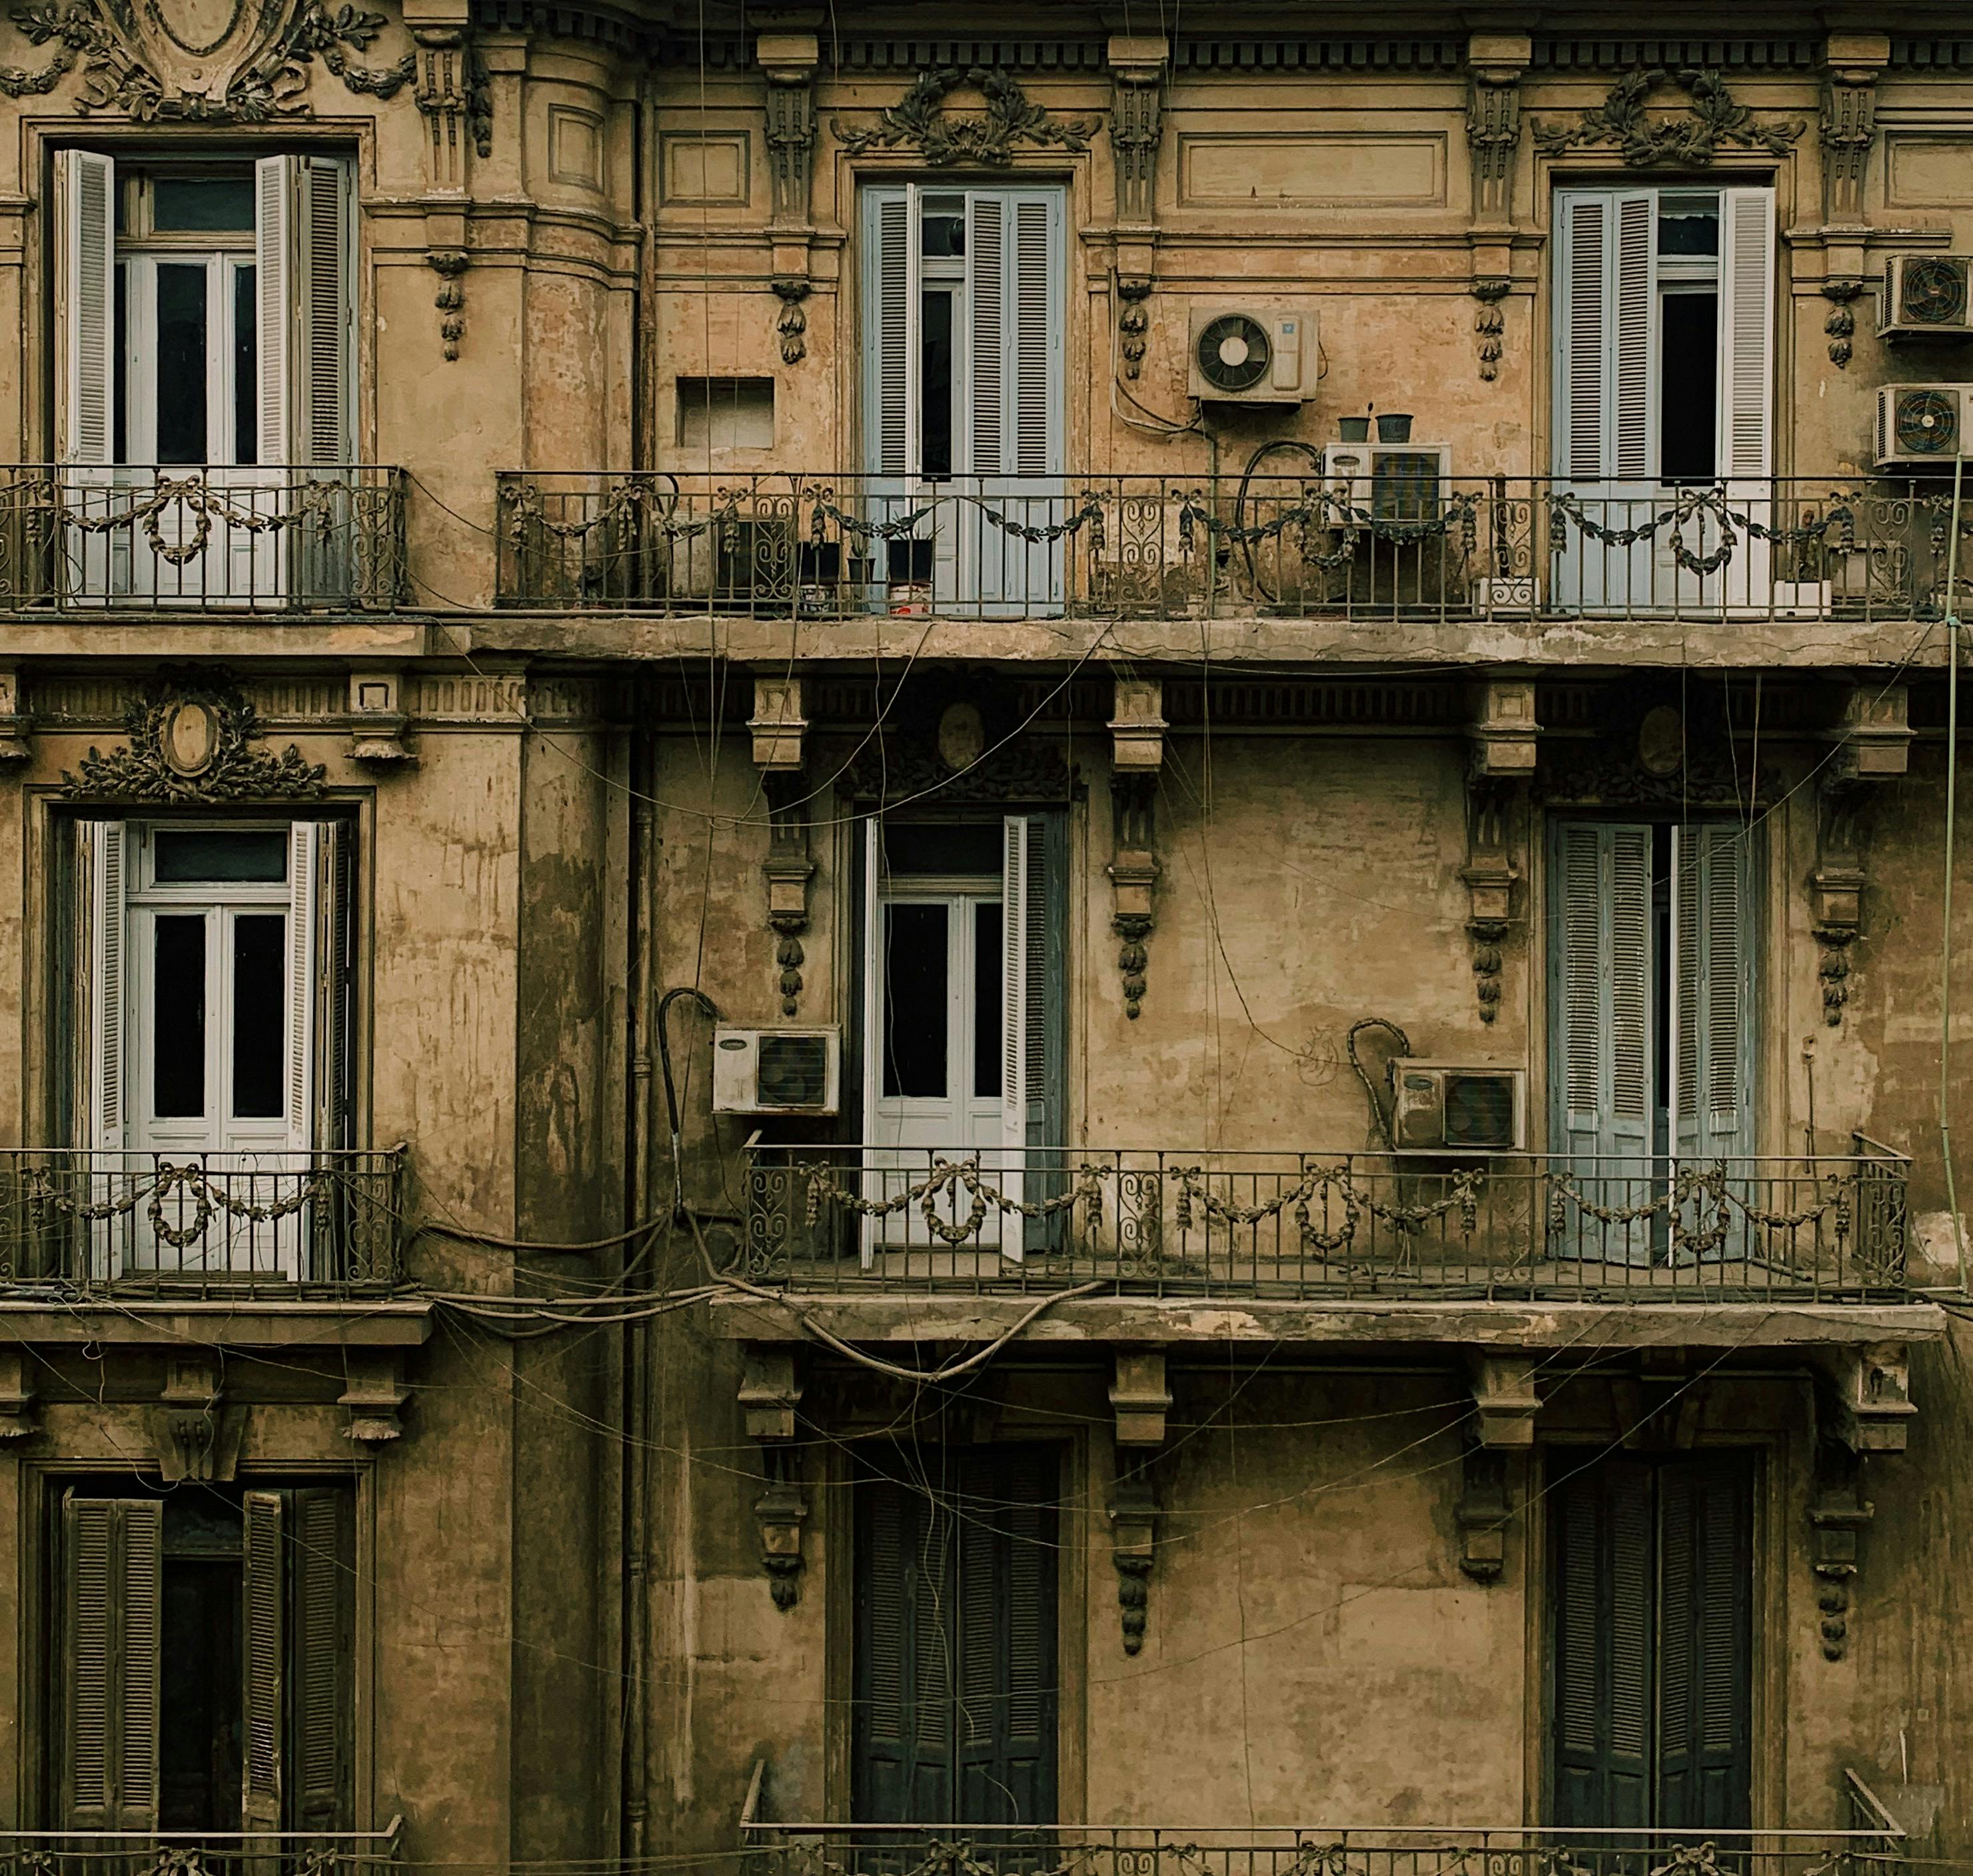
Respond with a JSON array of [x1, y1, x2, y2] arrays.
[[1942, 449, 1968, 1296]]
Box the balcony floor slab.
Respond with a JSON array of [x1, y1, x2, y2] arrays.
[[0, 1296, 433, 1347]]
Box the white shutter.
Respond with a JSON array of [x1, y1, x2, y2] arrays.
[[1607, 824, 1652, 1148], [863, 187, 914, 478], [967, 193, 1005, 477], [298, 156, 354, 467], [1555, 189, 1656, 482], [1558, 822, 1603, 1140], [56, 150, 116, 467], [85, 820, 129, 1152], [1717, 188, 1776, 481], [287, 820, 319, 1152], [1001, 814, 1028, 1160], [1611, 191, 1657, 482], [255, 156, 294, 467], [1009, 199, 1058, 478], [1673, 823, 1753, 1154], [1552, 821, 1652, 1160], [1557, 193, 1608, 481]]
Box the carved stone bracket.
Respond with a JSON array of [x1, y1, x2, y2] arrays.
[[1819, 1342, 1916, 1453], [349, 667, 416, 766], [1472, 1354, 1540, 1448], [1466, 33, 1529, 222], [764, 775, 814, 1018], [772, 279, 812, 365], [151, 1353, 245, 1482], [1810, 684, 1910, 1024], [1109, 1349, 1171, 1447], [834, 67, 1097, 166], [761, 33, 819, 225], [1457, 1441, 1514, 1581], [412, 29, 492, 173], [1463, 682, 1534, 1024], [1821, 34, 1888, 227], [751, 675, 808, 771], [340, 1349, 410, 1443], [0, 664, 30, 762], [1822, 279, 1866, 369], [1108, 36, 1167, 226], [1533, 68, 1805, 167], [1471, 279, 1511, 382], [1117, 277, 1153, 381], [1109, 676, 1167, 773], [1808, 1438, 1874, 1660], [1109, 772, 1159, 1020], [1107, 1473, 1157, 1655], [741, 1346, 806, 1608], [61, 666, 327, 804], [0, 1349, 37, 1440], [426, 250, 469, 362], [739, 1344, 803, 1441]]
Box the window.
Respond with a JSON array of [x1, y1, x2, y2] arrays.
[[860, 814, 1064, 1254], [675, 375, 776, 452], [75, 818, 353, 1278], [57, 1484, 354, 1833], [852, 1445, 1057, 1827], [1549, 1451, 1754, 1832]]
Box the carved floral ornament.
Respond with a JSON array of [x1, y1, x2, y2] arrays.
[[833, 65, 1095, 167], [61, 668, 327, 802], [1533, 67, 1804, 167]]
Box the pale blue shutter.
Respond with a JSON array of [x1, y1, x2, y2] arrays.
[[1550, 820, 1653, 1162], [1673, 824, 1757, 1158], [860, 186, 912, 478]]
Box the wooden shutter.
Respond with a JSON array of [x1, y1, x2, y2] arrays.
[[288, 1487, 355, 1833], [286, 820, 321, 1152], [1000, 816, 1029, 1170], [62, 1494, 161, 1831], [1611, 193, 1657, 482], [1716, 189, 1776, 482], [255, 157, 294, 467], [1672, 824, 1756, 1156], [1550, 822, 1653, 1163], [298, 157, 354, 467], [317, 818, 354, 1151], [1555, 190, 1654, 482], [83, 820, 129, 1153], [967, 194, 1005, 478], [1655, 1455, 1754, 1833], [862, 187, 914, 478], [242, 1489, 287, 1831], [55, 150, 116, 468], [1556, 193, 1608, 481], [1009, 198, 1059, 478]]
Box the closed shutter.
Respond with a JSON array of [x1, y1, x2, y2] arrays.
[[1021, 814, 1066, 1250], [286, 820, 321, 1154], [83, 820, 129, 1154], [288, 1487, 355, 1833], [967, 195, 1005, 478], [241, 1489, 287, 1831], [255, 157, 294, 467], [1009, 199, 1058, 478], [1672, 824, 1756, 1156], [1716, 190, 1776, 482], [55, 150, 117, 468], [62, 1494, 161, 1831], [317, 818, 354, 1152], [1550, 822, 1653, 1163], [999, 815, 1029, 1166], [1554, 189, 1655, 483], [862, 187, 913, 478]]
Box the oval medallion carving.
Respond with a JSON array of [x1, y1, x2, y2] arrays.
[[1637, 704, 1684, 778], [143, 0, 251, 59], [937, 701, 986, 773], [161, 698, 221, 777]]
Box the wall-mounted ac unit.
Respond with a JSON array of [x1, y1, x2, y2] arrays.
[[1874, 385, 1973, 467], [1321, 443, 1454, 522], [1880, 255, 1973, 338], [712, 1026, 841, 1115], [1187, 306, 1317, 404], [1389, 1060, 1527, 1152]]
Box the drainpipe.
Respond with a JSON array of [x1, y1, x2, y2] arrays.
[[1941, 449, 1968, 1296]]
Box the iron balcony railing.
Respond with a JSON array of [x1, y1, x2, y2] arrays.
[[495, 470, 1973, 623], [0, 1148, 406, 1296], [0, 466, 407, 612], [0, 1822, 402, 1876], [736, 1138, 1911, 1303], [738, 1826, 1906, 1876]]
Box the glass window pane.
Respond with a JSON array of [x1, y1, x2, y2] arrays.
[[973, 900, 1002, 1100], [153, 830, 289, 884], [152, 175, 255, 233], [153, 916, 206, 1118], [884, 822, 1001, 876], [1660, 294, 1718, 482], [882, 902, 948, 1099], [233, 263, 257, 468], [920, 287, 953, 478], [113, 262, 127, 466], [231, 914, 285, 1120], [155, 263, 209, 465]]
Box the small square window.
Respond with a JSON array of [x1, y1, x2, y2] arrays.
[[676, 376, 775, 451]]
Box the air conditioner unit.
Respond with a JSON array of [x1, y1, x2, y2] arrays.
[[1320, 443, 1454, 522], [1389, 1060, 1527, 1152], [712, 1026, 841, 1116], [1874, 385, 1973, 467], [1187, 306, 1317, 404], [1880, 255, 1973, 337]]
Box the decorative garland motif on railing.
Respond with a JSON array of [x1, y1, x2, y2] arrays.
[[47, 474, 364, 566]]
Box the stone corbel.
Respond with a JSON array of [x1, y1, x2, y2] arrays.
[[1471, 1354, 1540, 1449], [741, 1346, 806, 1607], [0, 665, 30, 762], [1822, 279, 1866, 369], [1109, 677, 1166, 772], [1465, 33, 1529, 225], [1109, 773, 1159, 1020], [426, 250, 470, 363], [1109, 1349, 1171, 1447], [751, 675, 808, 772], [151, 1354, 245, 1481], [1463, 682, 1535, 1024], [0, 1349, 37, 1440], [1116, 277, 1153, 381], [1471, 279, 1511, 382], [1107, 36, 1167, 228], [1457, 1440, 1514, 1581], [348, 667, 416, 766], [1821, 34, 1889, 228], [340, 1349, 411, 1445], [1107, 1473, 1157, 1655], [1808, 1437, 1874, 1660], [764, 774, 814, 1017], [1811, 685, 1909, 1024], [739, 1344, 803, 1441], [772, 279, 813, 365], [761, 31, 820, 353], [1820, 1342, 1916, 1453]]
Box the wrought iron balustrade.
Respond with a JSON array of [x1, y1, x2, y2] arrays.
[[738, 1824, 1905, 1876], [496, 469, 1972, 624], [736, 1140, 1911, 1303], [0, 1824, 402, 1876], [0, 1148, 405, 1296], [0, 466, 407, 612]]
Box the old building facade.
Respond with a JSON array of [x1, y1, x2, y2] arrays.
[[1, 7, 1972, 1876]]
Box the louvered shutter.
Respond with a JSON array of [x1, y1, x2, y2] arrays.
[[1655, 1455, 1754, 1833], [1008, 199, 1059, 478], [297, 158, 354, 467], [1000, 814, 1029, 1165], [1550, 822, 1653, 1166], [62, 1495, 161, 1831], [862, 187, 914, 478], [1556, 194, 1608, 481], [286, 820, 320, 1154], [1716, 191, 1775, 482], [1672, 824, 1755, 1157], [967, 194, 1005, 478], [242, 1489, 287, 1831], [1611, 193, 1657, 482], [288, 1487, 354, 1833], [255, 157, 294, 467], [55, 151, 116, 468], [83, 820, 129, 1154], [317, 818, 353, 1152], [1021, 814, 1066, 1250]]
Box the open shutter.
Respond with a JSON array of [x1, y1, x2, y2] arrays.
[[286, 820, 320, 1152], [83, 820, 129, 1153], [1009, 197, 1059, 478], [1551, 822, 1652, 1162], [1716, 189, 1776, 482], [1672, 824, 1755, 1156], [1000, 816, 1029, 1183], [289, 1487, 354, 1833], [55, 150, 116, 468], [62, 1495, 161, 1831], [255, 157, 294, 467], [1556, 193, 1609, 481], [242, 1489, 286, 1831], [862, 187, 913, 478], [1655, 1454, 1754, 1833], [967, 194, 1005, 478], [297, 157, 353, 467], [1611, 192, 1657, 482], [317, 818, 353, 1151]]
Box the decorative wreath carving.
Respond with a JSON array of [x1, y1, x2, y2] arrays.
[[840, 731, 1072, 805], [61, 666, 327, 802], [833, 65, 1096, 167], [1532, 67, 1804, 167]]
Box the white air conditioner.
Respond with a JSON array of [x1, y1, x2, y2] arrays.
[[1389, 1060, 1527, 1152], [711, 1026, 841, 1115], [1321, 443, 1454, 522], [1875, 384, 1973, 467], [1187, 306, 1317, 404], [1880, 255, 1973, 338]]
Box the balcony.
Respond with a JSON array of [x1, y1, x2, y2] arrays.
[[0, 1147, 405, 1297], [0, 1823, 402, 1876], [0, 466, 406, 612], [737, 1140, 1915, 1306], [495, 471, 1971, 626]]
